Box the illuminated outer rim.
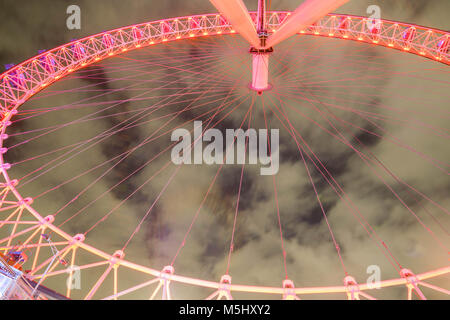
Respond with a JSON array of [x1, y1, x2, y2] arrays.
[[0, 12, 449, 299]]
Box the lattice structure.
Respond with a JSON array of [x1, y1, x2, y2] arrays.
[[1, 12, 449, 114], [0, 12, 448, 300]]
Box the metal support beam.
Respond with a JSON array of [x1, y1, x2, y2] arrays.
[[209, 0, 260, 48], [266, 0, 350, 48]]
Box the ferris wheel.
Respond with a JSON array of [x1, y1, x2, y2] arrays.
[[0, 0, 449, 300]]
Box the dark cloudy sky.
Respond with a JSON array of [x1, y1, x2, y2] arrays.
[[0, 1, 448, 299]]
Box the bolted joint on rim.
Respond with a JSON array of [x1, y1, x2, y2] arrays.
[[282, 279, 298, 300], [41, 215, 55, 225], [70, 233, 85, 244], [110, 250, 125, 266], [1, 163, 11, 170], [343, 275, 360, 300], [399, 268, 426, 300], [220, 274, 232, 285], [400, 268, 415, 278], [160, 265, 175, 281], [219, 274, 232, 290], [113, 250, 125, 259], [343, 275, 358, 287], [7, 179, 19, 188], [400, 268, 419, 287], [217, 274, 233, 300], [18, 197, 34, 207]]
